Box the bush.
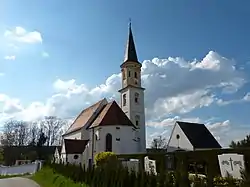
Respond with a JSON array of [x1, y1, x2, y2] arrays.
[[94, 151, 118, 167]]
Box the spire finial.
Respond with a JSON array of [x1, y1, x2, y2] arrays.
[[129, 18, 132, 28]]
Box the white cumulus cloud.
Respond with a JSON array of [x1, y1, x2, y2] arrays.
[[4, 55, 16, 60], [0, 51, 247, 146], [4, 26, 42, 44]]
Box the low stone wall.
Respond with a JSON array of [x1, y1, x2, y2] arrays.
[[0, 161, 42, 175]]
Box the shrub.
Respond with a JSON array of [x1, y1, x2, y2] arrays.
[[94, 151, 119, 167]]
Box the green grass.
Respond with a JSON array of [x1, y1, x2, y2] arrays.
[[31, 167, 89, 187]]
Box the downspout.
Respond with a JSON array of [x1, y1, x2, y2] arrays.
[[91, 128, 95, 167]]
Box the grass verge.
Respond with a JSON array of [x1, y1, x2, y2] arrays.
[[31, 167, 89, 187]]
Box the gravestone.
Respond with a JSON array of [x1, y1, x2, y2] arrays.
[[218, 153, 245, 179], [144, 156, 157, 175]]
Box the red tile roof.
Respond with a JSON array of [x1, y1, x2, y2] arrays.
[[64, 99, 135, 136], [89, 101, 135, 128], [64, 98, 107, 135], [64, 139, 89, 154]]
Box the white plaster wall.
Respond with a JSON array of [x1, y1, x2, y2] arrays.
[[67, 154, 82, 165], [120, 89, 130, 118], [94, 125, 138, 156], [61, 153, 66, 164], [0, 162, 40, 175], [54, 148, 61, 163], [60, 153, 82, 165], [63, 130, 82, 140], [120, 87, 146, 153], [81, 128, 90, 140], [168, 124, 193, 151], [82, 143, 90, 167], [128, 87, 146, 153]]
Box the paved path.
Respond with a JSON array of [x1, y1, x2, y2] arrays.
[[0, 177, 40, 187]]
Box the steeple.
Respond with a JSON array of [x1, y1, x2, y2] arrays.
[[124, 20, 139, 63]]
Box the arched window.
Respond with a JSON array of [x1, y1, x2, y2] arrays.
[[123, 94, 127, 106], [134, 71, 137, 78], [135, 115, 140, 127], [128, 71, 131, 77], [105, 133, 112, 152], [122, 70, 125, 80], [135, 93, 139, 104]]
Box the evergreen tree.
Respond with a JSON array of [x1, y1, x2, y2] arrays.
[[229, 134, 250, 148]]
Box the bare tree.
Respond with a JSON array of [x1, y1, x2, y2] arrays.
[[2, 120, 29, 146], [151, 135, 168, 149], [27, 122, 39, 146], [40, 116, 66, 146]]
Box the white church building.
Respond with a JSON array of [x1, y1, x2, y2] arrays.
[[59, 23, 221, 167], [60, 22, 146, 166]]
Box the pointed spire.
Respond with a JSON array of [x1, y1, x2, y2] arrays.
[[124, 19, 139, 63]]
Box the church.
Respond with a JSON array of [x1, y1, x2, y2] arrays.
[[58, 23, 221, 167], [59, 22, 146, 166]]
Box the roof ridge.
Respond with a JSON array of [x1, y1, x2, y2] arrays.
[[64, 98, 107, 135], [177, 121, 204, 125], [89, 100, 135, 128]]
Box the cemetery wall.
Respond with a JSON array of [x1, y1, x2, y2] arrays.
[[0, 161, 42, 175]]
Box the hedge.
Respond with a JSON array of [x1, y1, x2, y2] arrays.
[[43, 162, 250, 187]]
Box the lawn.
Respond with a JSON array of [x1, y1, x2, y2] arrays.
[[31, 167, 89, 187]]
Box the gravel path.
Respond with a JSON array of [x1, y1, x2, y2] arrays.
[[0, 177, 40, 187]]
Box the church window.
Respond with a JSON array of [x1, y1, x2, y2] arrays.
[[116, 126, 120, 141], [135, 115, 140, 127], [105, 133, 112, 152], [135, 93, 139, 104], [123, 94, 127, 106], [122, 70, 125, 80], [136, 121, 139, 126], [128, 71, 131, 77], [134, 72, 137, 78], [73, 155, 79, 160], [95, 130, 100, 140]]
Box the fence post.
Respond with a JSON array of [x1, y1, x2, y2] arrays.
[[176, 153, 189, 187], [206, 158, 215, 187], [139, 155, 144, 172]]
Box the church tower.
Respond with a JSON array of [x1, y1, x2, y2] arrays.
[[118, 21, 146, 153]]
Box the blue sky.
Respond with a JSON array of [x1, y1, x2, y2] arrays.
[[1, 0, 250, 147]]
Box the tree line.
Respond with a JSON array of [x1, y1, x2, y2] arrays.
[[1, 116, 68, 147]]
